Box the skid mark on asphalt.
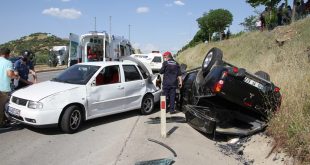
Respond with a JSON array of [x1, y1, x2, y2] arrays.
[[114, 116, 140, 165]]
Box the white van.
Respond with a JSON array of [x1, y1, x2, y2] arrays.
[[130, 52, 163, 72], [68, 31, 134, 66], [49, 46, 69, 65]]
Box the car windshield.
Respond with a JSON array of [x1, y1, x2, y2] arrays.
[[52, 64, 100, 85]]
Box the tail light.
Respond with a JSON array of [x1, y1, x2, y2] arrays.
[[274, 87, 280, 92], [221, 71, 228, 78], [213, 80, 224, 93], [243, 102, 253, 107], [233, 67, 238, 73]]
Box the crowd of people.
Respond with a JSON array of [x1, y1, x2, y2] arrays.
[[257, 0, 310, 31]]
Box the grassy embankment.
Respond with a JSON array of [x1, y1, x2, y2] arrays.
[[177, 17, 310, 164]]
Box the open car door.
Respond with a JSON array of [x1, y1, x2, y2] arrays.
[[68, 33, 80, 66]]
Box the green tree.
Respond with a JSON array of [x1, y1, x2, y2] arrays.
[[240, 15, 258, 31], [246, 0, 281, 8], [197, 9, 233, 41]]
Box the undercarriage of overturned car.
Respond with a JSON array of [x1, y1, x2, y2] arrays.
[[177, 47, 281, 136]]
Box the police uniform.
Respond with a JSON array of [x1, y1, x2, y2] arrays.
[[159, 56, 181, 113]]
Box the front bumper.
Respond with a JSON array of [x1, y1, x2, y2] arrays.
[[5, 103, 61, 126]]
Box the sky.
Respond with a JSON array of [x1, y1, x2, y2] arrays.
[[0, 0, 293, 53]]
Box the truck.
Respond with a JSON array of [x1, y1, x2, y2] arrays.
[[49, 46, 69, 66], [68, 31, 134, 66]]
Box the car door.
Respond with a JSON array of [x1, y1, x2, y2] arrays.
[[122, 64, 146, 110], [87, 65, 125, 118]]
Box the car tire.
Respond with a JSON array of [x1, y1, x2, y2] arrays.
[[141, 94, 154, 115], [60, 105, 82, 133], [254, 71, 270, 81], [202, 47, 223, 75]]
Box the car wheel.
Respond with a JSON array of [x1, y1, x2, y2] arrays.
[[60, 105, 82, 133], [141, 94, 154, 115], [254, 71, 270, 81], [202, 47, 223, 75]]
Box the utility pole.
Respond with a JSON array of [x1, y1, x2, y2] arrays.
[[109, 16, 112, 35], [94, 17, 97, 32], [128, 24, 131, 42], [109, 16, 112, 42]]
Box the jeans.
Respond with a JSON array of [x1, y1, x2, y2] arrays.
[[163, 86, 177, 112], [0, 92, 9, 125]]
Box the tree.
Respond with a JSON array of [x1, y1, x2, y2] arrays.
[[240, 15, 258, 31], [246, 0, 281, 8], [190, 29, 209, 44], [197, 9, 233, 41]]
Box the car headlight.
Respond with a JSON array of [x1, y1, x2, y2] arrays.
[[28, 101, 43, 109]]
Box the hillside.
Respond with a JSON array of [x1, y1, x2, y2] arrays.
[[177, 17, 310, 164], [0, 32, 69, 56]]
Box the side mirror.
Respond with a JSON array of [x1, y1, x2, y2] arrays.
[[91, 79, 96, 87]]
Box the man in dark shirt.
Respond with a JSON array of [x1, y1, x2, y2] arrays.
[[14, 51, 37, 90], [159, 51, 182, 114]]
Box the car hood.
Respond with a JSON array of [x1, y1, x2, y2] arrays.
[[12, 81, 80, 101]]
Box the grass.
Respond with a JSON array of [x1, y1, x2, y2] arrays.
[[176, 17, 310, 164]]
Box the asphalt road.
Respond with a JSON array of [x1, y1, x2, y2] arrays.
[[36, 70, 63, 82], [0, 70, 240, 165], [0, 70, 145, 165]]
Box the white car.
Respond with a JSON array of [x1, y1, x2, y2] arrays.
[[6, 59, 161, 133], [130, 53, 164, 72]]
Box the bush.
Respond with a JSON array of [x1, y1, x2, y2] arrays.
[[35, 54, 48, 65]]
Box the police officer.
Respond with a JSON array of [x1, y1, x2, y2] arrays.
[[159, 51, 182, 114], [14, 51, 37, 90]]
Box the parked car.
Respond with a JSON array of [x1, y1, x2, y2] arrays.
[[130, 53, 164, 73], [178, 47, 281, 136], [6, 58, 161, 133]]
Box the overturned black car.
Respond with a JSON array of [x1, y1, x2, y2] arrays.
[[177, 47, 281, 136]]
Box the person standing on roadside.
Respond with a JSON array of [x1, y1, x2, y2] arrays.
[[159, 51, 182, 114], [0, 48, 19, 128], [14, 51, 37, 90]]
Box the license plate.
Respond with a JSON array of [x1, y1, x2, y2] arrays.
[[8, 106, 20, 116], [244, 77, 264, 90]]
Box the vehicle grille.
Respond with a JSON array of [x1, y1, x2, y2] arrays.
[[12, 96, 28, 106]]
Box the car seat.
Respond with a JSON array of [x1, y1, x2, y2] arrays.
[[111, 71, 119, 83], [96, 73, 105, 85]]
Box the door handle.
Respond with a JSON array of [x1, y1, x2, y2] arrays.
[[141, 82, 145, 86]]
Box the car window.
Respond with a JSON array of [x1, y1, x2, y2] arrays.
[[52, 65, 100, 85], [137, 65, 148, 79], [152, 56, 162, 63], [95, 65, 120, 86], [123, 65, 142, 82]]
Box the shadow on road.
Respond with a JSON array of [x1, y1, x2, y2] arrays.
[[25, 109, 143, 135], [145, 116, 186, 125], [0, 123, 25, 134]]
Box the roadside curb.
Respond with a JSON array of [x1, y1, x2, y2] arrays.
[[35, 65, 67, 73], [36, 68, 66, 73]]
